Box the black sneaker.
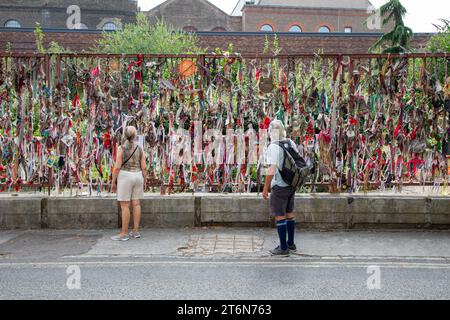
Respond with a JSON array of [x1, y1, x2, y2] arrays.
[[270, 246, 290, 257], [288, 244, 297, 252]]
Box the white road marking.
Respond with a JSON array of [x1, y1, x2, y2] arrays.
[[0, 260, 450, 269], [64, 254, 450, 262]]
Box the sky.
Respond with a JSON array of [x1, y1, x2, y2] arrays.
[[138, 0, 450, 32]]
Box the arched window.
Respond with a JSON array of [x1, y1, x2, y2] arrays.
[[102, 22, 118, 31], [41, 10, 50, 21], [211, 27, 226, 32], [289, 25, 302, 32], [260, 24, 273, 32], [318, 26, 331, 33], [183, 26, 197, 32], [4, 19, 21, 28]]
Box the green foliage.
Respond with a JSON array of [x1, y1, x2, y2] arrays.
[[263, 35, 270, 54], [33, 23, 70, 54], [95, 13, 200, 54], [5, 42, 12, 53], [369, 0, 413, 53], [426, 19, 450, 53], [262, 34, 282, 55], [426, 19, 450, 82], [34, 23, 46, 54], [48, 41, 70, 54]]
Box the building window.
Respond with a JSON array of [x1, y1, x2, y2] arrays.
[[289, 25, 302, 32], [260, 24, 273, 32], [318, 26, 331, 33], [41, 10, 50, 21], [4, 19, 21, 28], [102, 22, 118, 31], [211, 27, 226, 32], [183, 26, 197, 32], [344, 27, 352, 33]]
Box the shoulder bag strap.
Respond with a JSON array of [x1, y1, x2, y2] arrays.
[[121, 146, 139, 168]]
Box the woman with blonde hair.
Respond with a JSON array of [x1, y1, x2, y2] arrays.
[[111, 126, 146, 241]]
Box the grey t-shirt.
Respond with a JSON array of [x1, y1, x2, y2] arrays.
[[266, 139, 299, 188]]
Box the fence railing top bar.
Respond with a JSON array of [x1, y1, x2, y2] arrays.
[[348, 53, 449, 59], [0, 52, 448, 59], [0, 53, 47, 58], [221, 53, 449, 59]]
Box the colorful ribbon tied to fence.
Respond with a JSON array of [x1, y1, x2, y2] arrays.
[[0, 53, 449, 195]]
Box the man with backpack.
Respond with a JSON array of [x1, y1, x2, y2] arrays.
[[263, 120, 314, 256]]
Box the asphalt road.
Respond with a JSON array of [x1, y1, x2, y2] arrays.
[[1, 229, 450, 300], [1, 258, 450, 300]]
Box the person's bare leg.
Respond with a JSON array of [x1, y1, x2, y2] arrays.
[[131, 200, 141, 233], [119, 201, 131, 237]]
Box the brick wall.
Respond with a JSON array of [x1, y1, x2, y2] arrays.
[[197, 33, 432, 54], [0, 29, 432, 54], [0, 0, 137, 29], [242, 6, 387, 33], [146, 0, 242, 32], [0, 29, 103, 52]]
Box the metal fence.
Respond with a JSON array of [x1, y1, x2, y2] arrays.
[[0, 52, 449, 195]]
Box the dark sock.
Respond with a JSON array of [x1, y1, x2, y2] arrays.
[[287, 218, 296, 247], [276, 220, 288, 251]]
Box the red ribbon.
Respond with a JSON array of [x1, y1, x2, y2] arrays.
[[260, 117, 271, 130], [255, 68, 262, 82]]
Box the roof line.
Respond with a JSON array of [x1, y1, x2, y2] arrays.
[[0, 28, 436, 37], [146, 0, 177, 15], [146, 0, 232, 17], [244, 4, 370, 11], [196, 31, 434, 37], [231, 0, 242, 16]]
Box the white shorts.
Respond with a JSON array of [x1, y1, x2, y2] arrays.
[[117, 170, 144, 202]]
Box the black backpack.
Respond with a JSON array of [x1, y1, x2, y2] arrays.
[[274, 140, 314, 188]]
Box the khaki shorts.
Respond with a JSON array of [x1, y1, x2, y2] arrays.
[[117, 170, 144, 202]]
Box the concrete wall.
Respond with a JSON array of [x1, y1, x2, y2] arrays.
[[0, 195, 449, 230], [294, 195, 450, 229], [201, 196, 268, 224], [0, 197, 41, 229], [140, 196, 196, 228], [44, 198, 118, 229]]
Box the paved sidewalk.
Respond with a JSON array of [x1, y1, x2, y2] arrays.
[[1, 228, 450, 262]]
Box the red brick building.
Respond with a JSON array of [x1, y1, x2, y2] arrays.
[[0, 0, 137, 30], [147, 0, 388, 33], [0, 0, 431, 54]]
